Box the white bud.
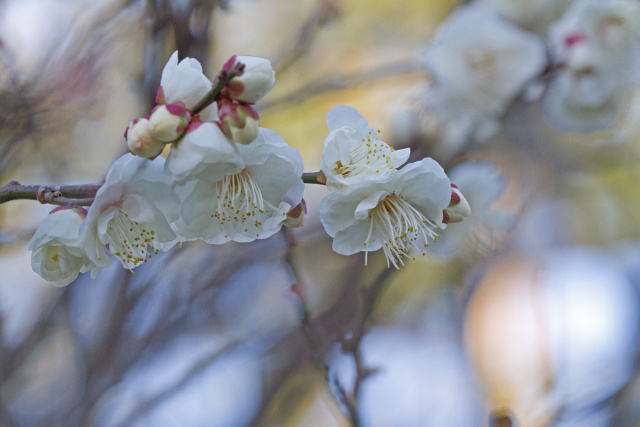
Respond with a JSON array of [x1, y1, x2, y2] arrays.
[[148, 103, 191, 142], [229, 116, 259, 145], [126, 118, 166, 159], [445, 186, 471, 223], [230, 56, 276, 103], [284, 199, 306, 228]]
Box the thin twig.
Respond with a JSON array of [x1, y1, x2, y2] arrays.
[[0, 181, 101, 206], [302, 172, 325, 185], [191, 62, 245, 115]]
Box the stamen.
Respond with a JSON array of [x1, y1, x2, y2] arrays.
[[213, 169, 276, 237], [334, 131, 396, 178], [106, 209, 158, 270], [364, 193, 439, 269]]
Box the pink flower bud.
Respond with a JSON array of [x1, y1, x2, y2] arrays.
[[218, 100, 260, 144], [126, 118, 166, 159], [284, 199, 307, 228], [224, 55, 276, 103], [443, 185, 470, 223], [148, 102, 191, 142]]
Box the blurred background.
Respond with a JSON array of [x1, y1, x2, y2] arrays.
[[1, 0, 639, 426]]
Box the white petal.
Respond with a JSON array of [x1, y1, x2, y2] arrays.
[[326, 105, 369, 133]]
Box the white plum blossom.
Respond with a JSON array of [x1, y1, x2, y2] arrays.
[[420, 5, 546, 154], [544, 0, 640, 132], [165, 121, 243, 186], [223, 55, 276, 104], [125, 117, 166, 159], [81, 154, 181, 273], [29, 206, 95, 286], [321, 105, 410, 192], [175, 128, 304, 244], [426, 161, 514, 258], [320, 158, 451, 269], [156, 50, 217, 122], [148, 103, 191, 142]]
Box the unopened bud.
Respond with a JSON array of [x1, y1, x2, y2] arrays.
[[223, 55, 276, 103], [148, 103, 191, 142], [219, 100, 260, 145], [125, 118, 166, 159], [284, 199, 307, 228], [443, 184, 470, 224]]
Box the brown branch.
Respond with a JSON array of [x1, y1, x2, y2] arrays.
[[191, 62, 245, 115], [0, 181, 101, 206]]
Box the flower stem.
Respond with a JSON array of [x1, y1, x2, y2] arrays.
[[0, 181, 101, 206], [302, 172, 325, 185], [191, 62, 245, 115]]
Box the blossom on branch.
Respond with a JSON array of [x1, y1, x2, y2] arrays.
[[175, 128, 304, 244], [164, 122, 242, 186], [81, 154, 180, 273], [222, 55, 276, 104], [321, 105, 410, 192], [320, 158, 451, 269], [29, 206, 95, 286], [157, 51, 217, 121]]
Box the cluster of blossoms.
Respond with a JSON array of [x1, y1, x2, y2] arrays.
[[419, 0, 640, 155], [28, 52, 471, 286], [318, 105, 470, 269]]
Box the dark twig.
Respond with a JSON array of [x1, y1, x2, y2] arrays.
[[0, 181, 101, 206], [301, 172, 326, 185], [337, 266, 395, 426], [191, 62, 245, 115]]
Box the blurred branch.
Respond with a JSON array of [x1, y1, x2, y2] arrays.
[[0, 181, 100, 206], [271, 0, 339, 75], [260, 59, 423, 110], [113, 339, 243, 427], [338, 266, 395, 426]]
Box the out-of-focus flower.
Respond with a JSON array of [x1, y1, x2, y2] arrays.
[[125, 117, 166, 159], [223, 55, 276, 104], [284, 199, 306, 228], [320, 158, 451, 269], [477, 0, 571, 33], [420, 5, 546, 153], [464, 249, 640, 427], [29, 206, 94, 286], [443, 184, 470, 224], [148, 103, 191, 142], [164, 122, 243, 186], [321, 105, 410, 192], [176, 128, 304, 243], [544, 0, 640, 131], [426, 161, 513, 259], [81, 154, 180, 273]]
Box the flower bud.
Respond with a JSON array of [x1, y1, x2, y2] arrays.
[[223, 55, 276, 103], [148, 102, 191, 142], [125, 118, 166, 159], [284, 199, 307, 228], [443, 184, 470, 223], [218, 100, 260, 145]]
